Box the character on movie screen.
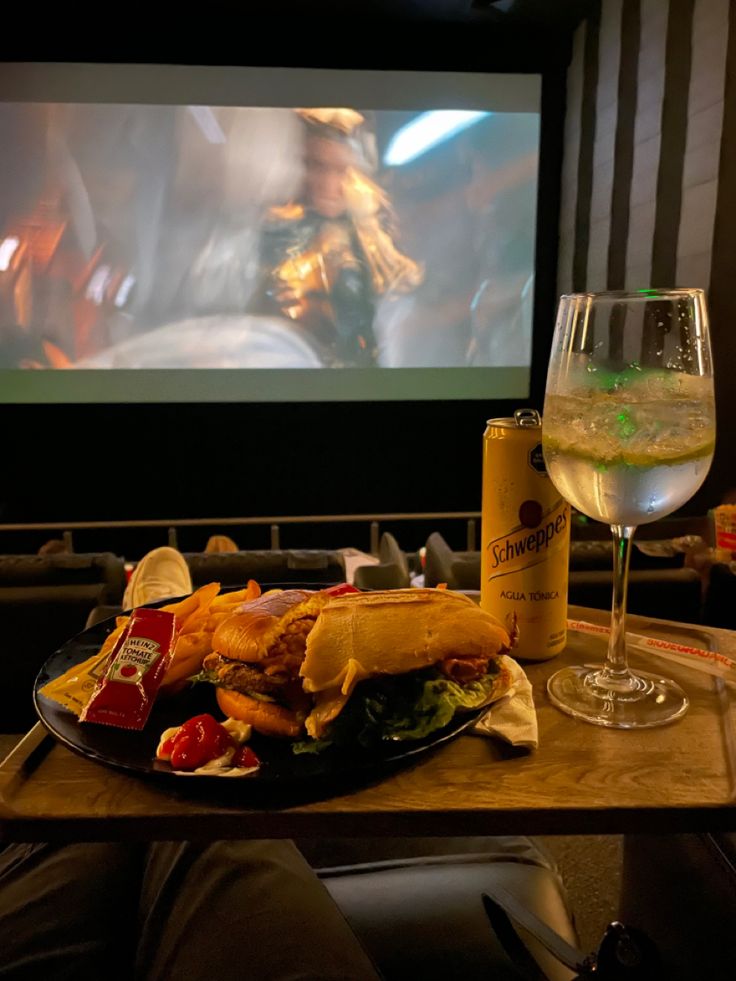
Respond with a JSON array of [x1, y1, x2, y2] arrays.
[[253, 109, 423, 366]]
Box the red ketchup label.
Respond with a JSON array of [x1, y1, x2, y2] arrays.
[[80, 608, 178, 730]]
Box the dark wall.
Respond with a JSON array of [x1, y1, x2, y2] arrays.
[[0, 12, 571, 525], [1, 401, 517, 523]]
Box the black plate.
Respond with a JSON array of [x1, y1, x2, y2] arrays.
[[33, 598, 483, 787]]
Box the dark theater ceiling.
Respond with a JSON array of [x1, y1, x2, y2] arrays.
[[1, 0, 593, 64], [307, 0, 592, 27]]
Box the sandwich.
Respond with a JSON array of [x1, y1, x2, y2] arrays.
[[299, 588, 512, 739], [198, 586, 514, 750]]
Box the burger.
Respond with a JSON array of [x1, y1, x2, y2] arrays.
[[198, 586, 514, 751], [201, 589, 331, 738]]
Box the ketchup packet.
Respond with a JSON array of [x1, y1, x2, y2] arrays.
[[79, 607, 178, 730]]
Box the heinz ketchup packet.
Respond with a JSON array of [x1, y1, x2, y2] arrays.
[[79, 607, 178, 730]]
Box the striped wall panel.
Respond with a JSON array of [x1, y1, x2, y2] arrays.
[[556, 0, 733, 501], [625, 0, 667, 289], [557, 24, 587, 296], [587, 0, 622, 291], [676, 0, 730, 288], [558, 0, 730, 296]]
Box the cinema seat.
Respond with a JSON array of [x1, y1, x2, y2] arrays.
[[183, 549, 346, 588], [306, 836, 580, 981], [0, 553, 126, 732]]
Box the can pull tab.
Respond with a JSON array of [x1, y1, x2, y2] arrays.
[[514, 408, 541, 428]]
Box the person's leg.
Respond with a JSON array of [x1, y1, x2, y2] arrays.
[[0, 842, 142, 981], [136, 840, 381, 981]]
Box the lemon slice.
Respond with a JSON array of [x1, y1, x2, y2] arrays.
[[543, 437, 715, 469]]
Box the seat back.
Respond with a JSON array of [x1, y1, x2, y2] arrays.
[[183, 550, 346, 588], [0, 553, 126, 732]]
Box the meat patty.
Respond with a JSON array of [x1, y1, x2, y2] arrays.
[[203, 617, 317, 697], [202, 653, 286, 695]]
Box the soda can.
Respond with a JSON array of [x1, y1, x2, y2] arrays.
[[480, 408, 570, 661]]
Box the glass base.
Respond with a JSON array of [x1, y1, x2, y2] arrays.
[[547, 664, 689, 729]]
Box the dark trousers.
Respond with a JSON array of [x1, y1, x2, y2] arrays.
[[0, 840, 381, 980]]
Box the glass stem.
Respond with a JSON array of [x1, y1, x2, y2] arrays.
[[604, 524, 636, 681]]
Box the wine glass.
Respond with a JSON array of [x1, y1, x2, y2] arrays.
[[542, 289, 715, 728]]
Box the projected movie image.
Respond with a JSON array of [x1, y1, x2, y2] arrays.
[[0, 102, 539, 376]]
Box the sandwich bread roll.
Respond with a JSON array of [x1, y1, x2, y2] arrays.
[[211, 589, 322, 663], [300, 588, 511, 738]]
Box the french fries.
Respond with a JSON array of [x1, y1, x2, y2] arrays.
[[177, 583, 221, 635], [209, 581, 261, 610], [161, 630, 214, 694], [160, 580, 262, 693], [161, 591, 201, 625]]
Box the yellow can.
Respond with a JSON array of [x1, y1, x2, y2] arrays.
[[480, 408, 570, 661]]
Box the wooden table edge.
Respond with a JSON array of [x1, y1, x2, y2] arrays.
[[3, 796, 736, 843], [0, 724, 50, 823]]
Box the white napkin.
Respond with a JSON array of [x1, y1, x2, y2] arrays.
[[471, 655, 538, 750]]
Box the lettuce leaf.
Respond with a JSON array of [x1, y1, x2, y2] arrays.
[[188, 670, 276, 702], [380, 670, 503, 741], [188, 669, 220, 686], [293, 661, 503, 755]]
